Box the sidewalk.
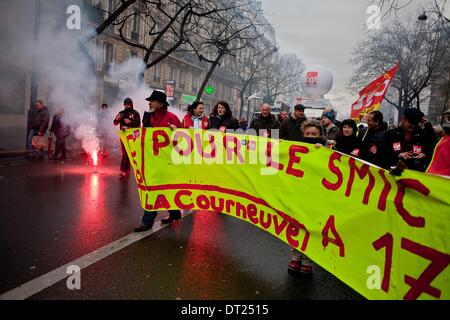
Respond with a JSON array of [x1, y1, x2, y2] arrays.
[[0, 150, 29, 159]]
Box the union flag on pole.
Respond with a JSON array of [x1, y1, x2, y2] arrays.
[[350, 64, 399, 121]]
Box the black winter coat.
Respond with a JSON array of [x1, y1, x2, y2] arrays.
[[358, 127, 385, 167], [249, 114, 280, 138], [50, 115, 70, 138], [383, 126, 436, 172], [280, 115, 306, 142], [29, 106, 50, 134], [208, 115, 239, 131], [113, 108, 141, 130], [336, 135, 362, 158]]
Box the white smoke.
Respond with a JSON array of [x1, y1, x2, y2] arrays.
[[29, 4, 186, 158], [74, 125, 99, 154]]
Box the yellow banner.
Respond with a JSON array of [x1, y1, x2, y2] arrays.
[[120, 128, 450, 300]]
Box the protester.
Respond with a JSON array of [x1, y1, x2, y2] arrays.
[[49, 107, 70, 161], [113, 97, 141, 177], [248, 103, 280, 138], [288, 119, 326, 275], [322, 106, 341, 128], [135, 91, 183, 233], [280, 104, 307, 141], [277, 110, 288, 124], [335, 119, 361, 158], [383, 108, 436, 172], [28, 100, 50, 160], [426, 108, 450, 177], [300, 119, 328, 146], [358, 111, 386, 167], [182, 101, 209, 129], [208, 101, 239, 132], [320, 109, 340, 146]]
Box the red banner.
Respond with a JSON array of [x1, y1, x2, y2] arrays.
[[350, 64, 399, 121]]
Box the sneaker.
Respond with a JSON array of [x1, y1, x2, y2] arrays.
[[288, 260, 312, 275], [134, 224, 153, 232], [288, 260, 302, 273]]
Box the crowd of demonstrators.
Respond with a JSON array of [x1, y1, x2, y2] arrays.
[[49, 106, 70, 161], [280, 104, 307, 141], [248, 103, 280, 138], [134, 91, 183, 233], [113, 97, 141, 177], [27, 100, 50, 160], [103, 91, 446, 275], [208, 101, 240, 131], [182, 101, 209, 129], [357, 111, 386, 167]]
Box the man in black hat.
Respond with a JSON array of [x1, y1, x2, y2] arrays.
[[113, 97, 141, 177], [383, 108, 436, 172], [280, 104, 307, 141], [141, 90, 181, 128], [134, 90, 183, 232]]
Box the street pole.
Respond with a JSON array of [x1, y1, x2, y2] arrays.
[[28, 0, 41, 149]]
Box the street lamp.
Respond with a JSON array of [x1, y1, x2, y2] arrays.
[[418, 9, 450, 23], [418, 12, 428, 21]]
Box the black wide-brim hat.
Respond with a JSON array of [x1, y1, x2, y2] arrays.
[[146, 90, 169, 107]]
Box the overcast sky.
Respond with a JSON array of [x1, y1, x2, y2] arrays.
[[261, 0, 446, 118]]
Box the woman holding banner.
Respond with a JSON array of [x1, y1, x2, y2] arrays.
[[335, 119, 362, 158], [208, 101, 239, 132], [288, 120, 327, 275], [183, 101, 210, 130]]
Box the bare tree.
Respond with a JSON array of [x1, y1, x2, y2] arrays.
[[226, 38, 277, 119], [349, 13, 450, 121], [259, 53, 305, 106], [185, 0, 266, 100], [370, 0, 449, 23]]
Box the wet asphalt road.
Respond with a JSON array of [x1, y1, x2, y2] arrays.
[[0, 152, 363, 300]]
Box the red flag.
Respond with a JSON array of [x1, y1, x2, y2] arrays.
[[350, 64, 399, 121]]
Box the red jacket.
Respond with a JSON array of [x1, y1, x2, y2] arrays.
[[143, 109, 182, 128], [426, 136, 450, 177], [183, 114, 209, 129]]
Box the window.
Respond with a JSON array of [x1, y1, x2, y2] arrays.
[[168, 66, 174, 81], [131, 11, 140, 41], [180, 71, 186, 90], [130, 51, 138, 59], [153, 64, 161, 83], [192, 74, 198, 92], [103, 42, 114, 72]]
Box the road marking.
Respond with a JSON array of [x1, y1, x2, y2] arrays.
[[0, 213, 191, 300]]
